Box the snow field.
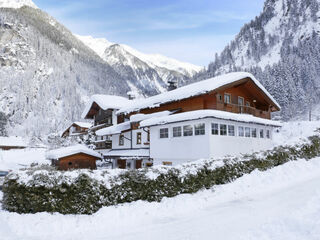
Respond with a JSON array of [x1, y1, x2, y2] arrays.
[[1, 157, 320, 240]]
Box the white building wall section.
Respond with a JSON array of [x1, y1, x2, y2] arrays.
[[112, 131, 131, 149], [132, 129, 149, 149], [150, 119, 211, 166], [149, 118, 276, 166]]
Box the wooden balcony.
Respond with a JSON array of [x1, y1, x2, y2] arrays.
[[216, 102, 270, 119]]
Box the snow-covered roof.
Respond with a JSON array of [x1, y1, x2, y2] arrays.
[[0, 136, 28, 147], [96, 121, 131, 136], [140, 110, 282, 128], [46, 145, 102, 160], [117, 72, 281, 115], [82, 94, 130, 119], [130, 110, 173, 122], [73, 122, 92, 129], [102, 149, 149, 157]]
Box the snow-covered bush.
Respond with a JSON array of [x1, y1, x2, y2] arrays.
[[2, 135, 320, 215]]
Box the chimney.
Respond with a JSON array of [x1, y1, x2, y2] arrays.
[[127, 91, 136, 100], [167, 80, 178, 91]]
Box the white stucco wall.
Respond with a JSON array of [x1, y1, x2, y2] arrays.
[[149, 118, 276, 166]]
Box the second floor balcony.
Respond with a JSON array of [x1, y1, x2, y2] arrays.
[[216, 102, 270, 119]]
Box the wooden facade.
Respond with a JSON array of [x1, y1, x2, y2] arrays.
[[56, 153, 98, 171], [0, 145, 26, 151], [119, 77, 278, 123], [62, 123, 89, 138]]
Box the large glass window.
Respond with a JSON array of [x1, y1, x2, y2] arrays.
[[173, 126, 182, 137], [245, 127, 251, 137], [183, 125, 193, 136], [224, 94, 231, 104], [228, 125, 235, 136], [251, 128, 257, 138], [212, 123, 219, 135], [160, 128, 169, 138], [119, 134, 124, 146], [260, 129, 264, 138], [195, 123, 205, 135], [136, 132, 142, 144], [238, 126, 244, 137], [220, 124, 227, 136]]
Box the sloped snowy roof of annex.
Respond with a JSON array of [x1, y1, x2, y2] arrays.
[[140, 110, 282, 128], [61, 122, 92, 137], [82, 94, 130, 119], [46, 144, 102, 160], [117, 72, 281, 115]]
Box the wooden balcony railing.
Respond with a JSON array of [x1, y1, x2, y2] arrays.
[[216, 102, 270, 119]]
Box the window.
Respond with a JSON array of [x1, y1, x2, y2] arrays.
[[195, 123, 205, 135], [238, 126, 244, 137], [147, 131, 150, 142], [260, 129, 264, 138], [217, 94, 222, 102], [119, 134, 124, 146], [212, 123, 219, 135], [246, 101, 250, 107], [228, 125, 235, 136], [173, 126, 182, 137], [136, 132, 142, 144], [220, 124, 227, 136], [224, 94, 231, 104], [266, 130, 270, 139], [238, 97, 244, 106], [245, 127, 251, 137], [183, 125, 193, 136], [251, 128, 257, 138], [160, 128, 169, 138]]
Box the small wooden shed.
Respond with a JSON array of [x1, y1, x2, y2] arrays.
[[46, 145, 102, 171]]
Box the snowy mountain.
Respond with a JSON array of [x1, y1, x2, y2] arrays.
[[76, 35, 203, 93], [0, 6, 133, 138], [0, 3, 201, 138], [195, 0, 320, 120], [0, 0, 37, 9]]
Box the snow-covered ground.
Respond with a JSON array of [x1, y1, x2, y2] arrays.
[[1, 157, 320, 240], [0, 148, 48, 171]]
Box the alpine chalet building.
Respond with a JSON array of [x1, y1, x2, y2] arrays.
[[91, 72, 281, 168]]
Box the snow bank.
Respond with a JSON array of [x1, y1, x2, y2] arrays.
[[117, 72, 281, 114], [1, 157, 320, 240]]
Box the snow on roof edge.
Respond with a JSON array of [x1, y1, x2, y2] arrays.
[[46, 144, 102, 159], [140, 110, 282, 128]]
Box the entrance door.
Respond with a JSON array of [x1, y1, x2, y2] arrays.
[[135, 160, 142, 169], [117, 159, 126, 169]]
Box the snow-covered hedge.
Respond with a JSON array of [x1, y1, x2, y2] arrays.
[[2, 135, 320, 215]]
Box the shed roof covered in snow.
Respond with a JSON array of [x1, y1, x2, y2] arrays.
[[0, 136, 28, 149], [46, 144, 102, 160], [117, 72, 281, 115], [82, 94, 130, 119], [140, 110, 282, 128]]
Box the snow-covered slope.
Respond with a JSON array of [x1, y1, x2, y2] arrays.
[[76, 35, 203, 93], [0, 0, 37, 9], [76, 34, 202, 77], [196, 0, 320, 121], [1, 156, 320, 239]]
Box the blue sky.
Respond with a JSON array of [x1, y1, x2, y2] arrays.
[[33, 0, 265, 66]]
